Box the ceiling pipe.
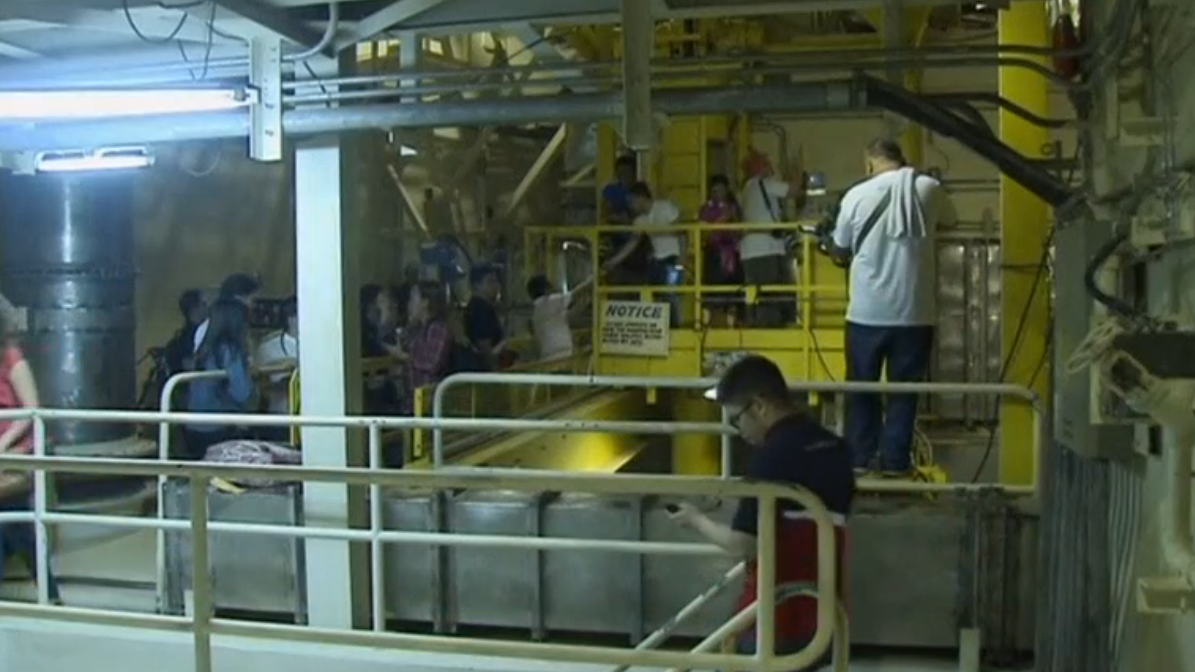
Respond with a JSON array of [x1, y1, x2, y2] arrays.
[[282, 2, 340, 62], [0, 74, 1068, 206], [0, 40, 1089, 90], [0, 81, 861, 153]]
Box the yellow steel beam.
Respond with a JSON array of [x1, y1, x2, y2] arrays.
[[671, 390, 720, 475], [504, 124, 569, 219], [865, 6, 933, 163], [901, 7, 933, 166], [422, 390, 652, 471], [998, 2, 1051, 487]]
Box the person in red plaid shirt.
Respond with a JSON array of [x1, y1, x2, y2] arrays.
[[394, 282, 453, 415]]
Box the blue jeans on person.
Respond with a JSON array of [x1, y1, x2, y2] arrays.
[[844, 322, 935, 472], [0, 501, 61, 602], [649, 255, 684, 327], [733, 630, 832, 672]]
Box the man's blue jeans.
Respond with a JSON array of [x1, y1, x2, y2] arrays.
[[733, 631, 833, 672], [844, 322, 935, 472]]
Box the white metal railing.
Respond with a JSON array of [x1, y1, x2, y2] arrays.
[[432, 373, 1043, 494], [0, 406, 837, 672], [156, 369, 228, 612]]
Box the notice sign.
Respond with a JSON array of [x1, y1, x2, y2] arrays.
[[601, 301, 671, 357]]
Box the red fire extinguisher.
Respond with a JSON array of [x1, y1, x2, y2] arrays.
[[1052, 0, 1082, 79]]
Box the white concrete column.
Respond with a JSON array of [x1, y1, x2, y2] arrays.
[[294, 54, 370, 630]]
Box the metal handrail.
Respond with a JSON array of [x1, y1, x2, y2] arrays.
[[432, 372, 1042, 494], [155, 369, 228, 614], [610, 561, 747, 672], [0, 406, 839, 672]]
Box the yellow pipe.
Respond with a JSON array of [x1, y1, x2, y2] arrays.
[[671, 390, 720, 475], [997, 2, 1051, 487]]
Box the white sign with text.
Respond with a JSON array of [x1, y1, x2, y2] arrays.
[[600, 301, 671, 357]]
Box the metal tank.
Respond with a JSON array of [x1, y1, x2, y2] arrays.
[[0, 171, 155, 510]]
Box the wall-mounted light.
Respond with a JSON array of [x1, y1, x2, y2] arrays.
[[36, 147, 154, 173], [0, 87, 255, 121]]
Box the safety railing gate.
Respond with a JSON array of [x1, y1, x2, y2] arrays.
[[0, 407, 841, 672], [432, 373, 1044, 495]]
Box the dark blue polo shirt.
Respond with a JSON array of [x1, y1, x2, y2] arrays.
[[730, 412, 855, 642]]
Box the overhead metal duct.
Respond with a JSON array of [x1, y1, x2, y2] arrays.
[[0, 81, 863, 153], [0, 173, 154, 507], [0, 74, 1070, 206]]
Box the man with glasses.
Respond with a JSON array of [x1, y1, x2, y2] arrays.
[[669, 355, 854, 670]]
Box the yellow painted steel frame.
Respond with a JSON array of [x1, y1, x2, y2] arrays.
[[407, 346, 595, 465], [525, 219, 848, 476], [998, 3, 1052, 487], [411, 390, 653, 471], [524, 221, 848, 379]]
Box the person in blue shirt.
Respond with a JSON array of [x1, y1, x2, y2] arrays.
[[601, 154, 637, 224], [183, 298, 257, 460], [601, 155, 649, 286]]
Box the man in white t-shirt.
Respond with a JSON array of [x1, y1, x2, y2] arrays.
[[526, 274, 593, 361], [603, 182, 684, 325], [740, 152, 803, 327], [830, 138, 957, 476]]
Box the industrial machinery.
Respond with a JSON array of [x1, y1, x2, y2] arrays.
[[0, 172, 155, 520], [161, 479, 1036, 652], [1066, 315, 1195, 614]]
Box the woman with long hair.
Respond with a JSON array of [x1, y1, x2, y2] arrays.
[[393, 282, 453, 414], [0, 306, 61, 602], [183, 298, 256, 460]]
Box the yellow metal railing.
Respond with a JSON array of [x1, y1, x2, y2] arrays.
[[524, 221, 848, 380], [287, 332, 596, 461], [408, 344, 594, 464]]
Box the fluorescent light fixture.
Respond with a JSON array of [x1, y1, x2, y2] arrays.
[[36, 147, 154, 173], [400, 145, 418, 157], [0, 88, 254, 121]]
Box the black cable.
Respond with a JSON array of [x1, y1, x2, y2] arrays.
[[807, 322, 837, 382], [198, 0, 218, 80], [969, 232, 1052, 483], [123, 0, 190, 44], [1084, 230, 1139, 319]]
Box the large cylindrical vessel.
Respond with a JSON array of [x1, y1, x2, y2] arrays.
[[0, 172, 152, 509]]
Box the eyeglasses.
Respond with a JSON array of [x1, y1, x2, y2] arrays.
[[726, 404, 750, 429]]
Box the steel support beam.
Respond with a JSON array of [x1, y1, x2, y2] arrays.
[[399, 30, 420, 103], [507, 24, 587, 82], [620, 0, 654, 153], [0, 82, 863, 152], [249, 35, 283, 162], [344, 0, 452, 47], [871, 0, 932, 165], [505, 124, 569, 219], [997, 1, 1051, 487], [293, 54, 370, 630], [212, 0, 327, 52]]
